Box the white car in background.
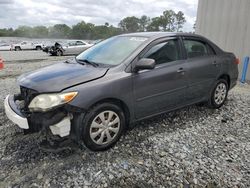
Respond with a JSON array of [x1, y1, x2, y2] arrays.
[[0, 43, 12, 51], [47, 40, 94, 56], [12, 41, 44, 51]]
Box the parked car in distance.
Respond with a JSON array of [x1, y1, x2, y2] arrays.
[[4, 32, 239, 151], [44, 40, 93, 56], [0, 43, 12, 51], [12, 41, 44, 51]]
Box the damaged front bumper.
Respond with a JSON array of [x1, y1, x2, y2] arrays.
[[4, 95, 71, 137], [4, 95, 29, 129]]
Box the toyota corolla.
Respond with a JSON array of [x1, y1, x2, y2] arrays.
[[4, 32, 239, 151]]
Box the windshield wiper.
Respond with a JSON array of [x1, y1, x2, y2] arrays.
[[75, 57, 99, 67]]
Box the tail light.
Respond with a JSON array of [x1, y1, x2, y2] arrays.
[[235, 58, 240, 65]]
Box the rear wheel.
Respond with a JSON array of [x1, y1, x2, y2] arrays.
[[208, 79, 228, 109], [36, 46, 42, 50], [74, 103, 126, 151]]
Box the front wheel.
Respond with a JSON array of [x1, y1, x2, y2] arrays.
[[56, 49, 63, 56], [73, 103, 126, 151], [208, 79, 229, 109]]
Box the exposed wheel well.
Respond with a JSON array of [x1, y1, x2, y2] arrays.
[[89, 98, 130, 127], [218, 74, 230, 88]]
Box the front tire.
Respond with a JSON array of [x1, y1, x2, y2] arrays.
[[74, 103, 126, 151], [208, 79, 228, 109], [56, 49, 63, 56]]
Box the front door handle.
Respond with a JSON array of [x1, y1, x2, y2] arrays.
[[212, 61, 218, 66], [177, 68, 185, 74]]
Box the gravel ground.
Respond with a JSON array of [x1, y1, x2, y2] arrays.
[[0, 51, 250, 187]]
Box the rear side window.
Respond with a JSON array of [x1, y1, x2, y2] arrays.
[[184, 40, 212, 58], [143, 39, 181, 65]]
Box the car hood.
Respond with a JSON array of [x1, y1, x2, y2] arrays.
[[18, 61, 108, 92]]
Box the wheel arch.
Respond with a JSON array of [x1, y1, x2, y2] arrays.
[[218, 74, 230, 88], [88, 98, 131, 127]]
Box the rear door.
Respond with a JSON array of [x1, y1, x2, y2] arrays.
[[182, 37, 221, 102], [133, 37, 189, 119]]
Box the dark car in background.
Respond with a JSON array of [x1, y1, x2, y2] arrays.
[[4, 32, 239, 151]]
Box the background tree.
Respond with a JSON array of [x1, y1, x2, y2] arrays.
[[48, 24, 71, 38], [193, 20, 197, 32], [0, 9, 187, 38], [71, 21, 95, 39], [32, 26, 48, 38], [13, 26, 33, 37], [0, 28, 14, 36], [159, 10, 176, 31], [146, 17, 161, 31], [175, 11, 186, 32], [139, 15, 150, 31], [119, 16, 140, 33]]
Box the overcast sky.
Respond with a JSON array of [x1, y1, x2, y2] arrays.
[[0, 0, 198, 31]]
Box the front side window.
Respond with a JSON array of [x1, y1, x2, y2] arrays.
[[143, 39, 181, 65], [184, 39, 210, 58]]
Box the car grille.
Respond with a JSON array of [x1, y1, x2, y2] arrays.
[[20, 86, 38, 109]]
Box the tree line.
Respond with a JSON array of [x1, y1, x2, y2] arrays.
[[0, 10, 186, 39]]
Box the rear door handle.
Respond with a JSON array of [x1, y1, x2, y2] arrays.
[[177, 68, 185, 73]]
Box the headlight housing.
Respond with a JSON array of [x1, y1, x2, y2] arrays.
[[28, 92, 78, 112]]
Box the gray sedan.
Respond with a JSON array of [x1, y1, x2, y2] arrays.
[[5, 32, 239, 151]]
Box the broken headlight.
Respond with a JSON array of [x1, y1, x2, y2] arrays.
[[28, 92, 77, 112]]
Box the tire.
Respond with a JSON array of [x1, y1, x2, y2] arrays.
[[36, 46, 42, 50], [56, 49, 63, 56], [15, 46, 21, 51], [73, 103, 126, 151], [207, 79, 229, 109]]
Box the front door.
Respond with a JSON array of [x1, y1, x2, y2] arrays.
[[133, 38, 189, 119]]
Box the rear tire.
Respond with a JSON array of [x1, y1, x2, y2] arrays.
[[73, 103, 126, 151], [36, 46, 42, 50], [207, 79, 229, 109]]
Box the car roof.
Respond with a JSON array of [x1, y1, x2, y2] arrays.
[[119, 32, 203, 40]]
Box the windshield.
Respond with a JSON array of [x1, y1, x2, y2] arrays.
[[76, 36, 148, 66]]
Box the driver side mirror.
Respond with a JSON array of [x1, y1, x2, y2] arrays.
[[133, 58, 155, 72]]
